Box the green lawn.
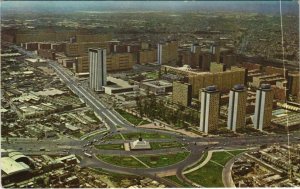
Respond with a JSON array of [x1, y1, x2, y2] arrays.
[[85, 111, 100, 123], [96, 155, 147, 168], [210, 151, 234, 166], [94, 144, 124, 150], [121, 132, 172, 140], [164, 175, 192, 187], [150, 141, 184, 150], [137, 152, 190, 168], [75, 155, 82, 161], [96, 152, 190, 169], [184, 152, 208, 172], [185, 150, 248, 187], [106, 134, 123, 140], [185, 161, 224, 187], [116, 109, 150, 125], [145, 71, 159, 79], [227, 149, 246, 156], [70, 131, 84, 138]]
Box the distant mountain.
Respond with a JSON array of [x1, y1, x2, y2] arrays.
[[1, 1, 299, 15]]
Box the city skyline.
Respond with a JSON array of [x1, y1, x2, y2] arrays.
[[1, 0, 299, 188]]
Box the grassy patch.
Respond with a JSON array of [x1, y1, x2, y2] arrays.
[[75, 155, 82, 161], [228, 149, 247, 156], [121, 132, 172, 140], [96, 155, 147, 168], [164, 175, 192, 187], [137, 152, 190, 168], [210, 151, 233, 166], [116, 109, 150, 125], [184, 152, 208, 172], [150, 141, 184, 150], [85, 111, 100, 123], [106, 134, 123, 140], [185, 150, 247, 187], [145, 71, 159, 79], [94, 144, 124, 150], [70, 132, 84, 138], [185, 161, 224, 187], [96, 152, 189, 169]]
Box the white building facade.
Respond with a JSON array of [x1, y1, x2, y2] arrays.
[[89, 48, 107, 91]]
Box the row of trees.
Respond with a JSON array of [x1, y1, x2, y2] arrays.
[[135, 94, 199, 128]]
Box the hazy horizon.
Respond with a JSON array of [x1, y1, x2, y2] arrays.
[[1, 1, 299, 15]]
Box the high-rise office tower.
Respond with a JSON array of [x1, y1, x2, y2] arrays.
[[200, 86, 220, 134], [253, 84, 274, 131], [210, 43, 221, 64], [227, 84, 247, 132], [89, 48, 107, 91], [157, 43, 163, 65], [157, 41, 178, 65]]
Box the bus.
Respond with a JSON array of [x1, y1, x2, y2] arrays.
[[84, 152, 92, 158]]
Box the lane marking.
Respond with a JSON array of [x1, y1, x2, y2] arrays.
[[102, 112, 117, 126]]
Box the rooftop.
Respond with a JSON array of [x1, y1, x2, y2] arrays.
[[1, 157, 30, 176]]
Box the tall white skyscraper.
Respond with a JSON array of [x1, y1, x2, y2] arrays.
[[200, 86, 220, 134], [227, 84, 247, 132], [89, 48, 107, 91], [157, 43, 162, 65], [253, 84, 273, 131], [157, 41, 178, 65]]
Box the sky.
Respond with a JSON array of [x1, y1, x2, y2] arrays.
[[1, 1, 299, 15]]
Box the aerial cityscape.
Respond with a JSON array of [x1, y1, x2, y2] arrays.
[[1, 1, 300, 188]]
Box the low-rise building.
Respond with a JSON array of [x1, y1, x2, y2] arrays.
[[140, 80, 172, 95]]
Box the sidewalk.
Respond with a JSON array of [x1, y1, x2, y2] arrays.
[[183, 151, 212, 174], [130, 155, 150, 168]]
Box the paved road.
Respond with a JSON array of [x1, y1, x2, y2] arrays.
[[222, 151, 248, 188]]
